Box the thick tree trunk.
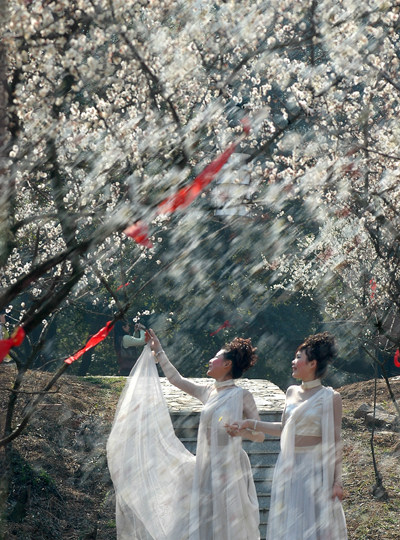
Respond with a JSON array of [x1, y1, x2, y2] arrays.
[[0, 0, 16, 269], [0, 2, 11, 532], [0, 1, 7, 164]]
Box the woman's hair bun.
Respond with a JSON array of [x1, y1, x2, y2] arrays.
[[224, 337, 257, 379]]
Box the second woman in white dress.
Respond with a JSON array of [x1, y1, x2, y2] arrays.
[[227, 332, 348, 540]]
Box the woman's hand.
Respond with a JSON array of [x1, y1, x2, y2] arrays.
[[225, 419, 253, 437], [147, 328, 162, 355], [332, 483, 344, 501], [225, 423, 240, 437], [226, 419, 265, 442], [231, 419, 255, 431], [225, 424, 247, 438]]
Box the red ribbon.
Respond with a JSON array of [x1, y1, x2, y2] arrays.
[[0, 326, 25, 364], [124, 221, 153, 249], [64, 321, 114, 365], [394, 349, 400, 368], [369, 279, 377, 300], [210, 320, 231, 336], [117, 281, 132, 291], [125, 119, 250, 247], [0, 326, 26, 363], [241, 117, 251, 135], [157, 143, 237, 214]]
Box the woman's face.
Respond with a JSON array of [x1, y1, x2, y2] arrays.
[[291, 348, 316, 380], [207, 349, 230, 379]]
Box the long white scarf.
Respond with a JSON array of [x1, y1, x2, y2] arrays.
[[107, 345, 195, 539]]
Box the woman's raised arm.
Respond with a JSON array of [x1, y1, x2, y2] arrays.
[[147, 328, 208, 402]]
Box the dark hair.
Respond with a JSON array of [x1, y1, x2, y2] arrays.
[[297, 332, 336, 378], [224, 337, 257, 379], [113, 319, 129, 354]]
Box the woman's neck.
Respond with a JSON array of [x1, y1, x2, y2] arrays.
[[215, 375, 233, 382], [214, 378, 235, 389], [301, 378, 322, 390]]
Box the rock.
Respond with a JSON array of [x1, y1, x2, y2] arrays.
[[354, 403, 373, 419], [354, 403, 399, 431]]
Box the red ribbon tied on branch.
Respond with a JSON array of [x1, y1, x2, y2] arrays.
[[117, 281, 133, 291], [0, 326, 25, 363], [124, 221, 154, 248], [157, 143, 237, 214], [210, 320, 231, 336], [394, 349, 400, 368], [124, 118, 251, 248], [369, 279, 377, 300], [64, 321, 114, 365]]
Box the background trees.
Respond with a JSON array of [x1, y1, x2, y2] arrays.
[[259, 0, 400, 382], [1, 0, 400, 445]]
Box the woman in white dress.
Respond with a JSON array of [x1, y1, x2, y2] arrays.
[[107, 329, 264, 540], [227, 332, 348, 540]]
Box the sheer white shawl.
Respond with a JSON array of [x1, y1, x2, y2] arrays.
[[107, 345, 260, 540], [107, 345, 195, 539]]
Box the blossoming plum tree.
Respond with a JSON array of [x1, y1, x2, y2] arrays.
[[1, 0, 399, 458], [260, 0, 400, 382]]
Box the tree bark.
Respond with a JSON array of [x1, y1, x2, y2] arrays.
[[0, 2, 11, 531], [0, 0, 8, 168], [0, 0, 10, 268], [370, 371, 389, 500]]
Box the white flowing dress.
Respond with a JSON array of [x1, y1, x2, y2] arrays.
[[266, 386, 347, 540], [107, 345, 260, 540]]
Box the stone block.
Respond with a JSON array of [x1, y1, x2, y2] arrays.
[[354, 403, 399, 430]]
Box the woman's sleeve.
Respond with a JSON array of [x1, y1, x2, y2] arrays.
[[157, 350, 208, 402], [242, 389, 261, 421], [122, 330, 146, 348], [333, 391, 343, 486], [250, 388, 288, 437], [242, 390, 265, 442]]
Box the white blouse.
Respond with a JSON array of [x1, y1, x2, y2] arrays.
[[284, 399, 323, 437]]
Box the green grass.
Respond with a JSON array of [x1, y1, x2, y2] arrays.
[[80, 375, 126, 393]]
